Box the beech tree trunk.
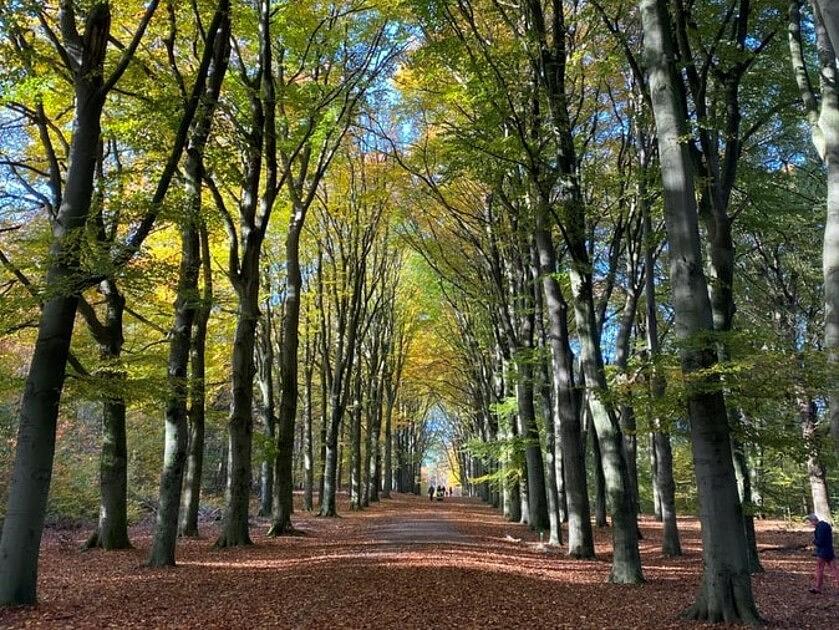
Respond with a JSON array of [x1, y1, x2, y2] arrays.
[[0, 4, 111, 604], [533, 220, 593, 556], [84, 282, 130, 550], [149, 14, 229, 560], [516, 360, 550, 532], [641, 0, 759, 619], [382, 393, 394, 498], [303, 340, 315, 512], [271, 222, 303, 534], [257, 309, 276, 518], [216, 283, 258, 548], [147, 218, 200, 567], [180, 226, 211, 537], [801, 397, 832, 521]]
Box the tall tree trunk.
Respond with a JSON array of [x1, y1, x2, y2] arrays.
[[0, 4, 111, 604], [569, 270, 642, 583], [84, 282, 130, 550], [590, 423, 608, 528], [318, 361, 328, 505], [641, 0, 759, 619], [149, 13, 229, 557], [639, 141, 680, 554], [257, 307, 276, 518], [350, 366, 364, 510], [800, 397, 832, 521], [180, 223, 212, 537], [216, 282, 258, 548], [303, 340, 315, 512], [516, 359, 550, 532], [533, 221, 593, 556], [382, 392, 394, 498], [271, 221, 303, 534], [650, 434, 662, 521], [147, 217, 200, 567]]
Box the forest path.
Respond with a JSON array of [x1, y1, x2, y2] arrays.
[[0, 493, 830, 629]]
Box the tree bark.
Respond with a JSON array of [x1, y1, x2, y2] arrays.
[[641, 0, 759, 619], [83, 283, 130, 550], [533, 220, 593, 556], [257, 307, 276, 518], [0, 3, 112, 604], [270, 221, 304, 534], [801, 398, 832, 521], [147, 218, 200, 567], [179, 225, 211, 537]]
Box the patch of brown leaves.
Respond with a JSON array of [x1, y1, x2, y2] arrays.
[[0, 495, 832, 628]]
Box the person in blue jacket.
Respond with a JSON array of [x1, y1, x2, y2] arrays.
[[806, 513, 839, 593]]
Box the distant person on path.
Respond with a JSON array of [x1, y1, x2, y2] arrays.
[[428, 484, 435, 501], [807, 513, 839, 593]]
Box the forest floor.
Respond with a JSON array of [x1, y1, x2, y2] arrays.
[[0, 494, 833, 629]]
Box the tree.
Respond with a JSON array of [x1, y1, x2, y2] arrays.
[[0, 0, 160, 605], [641, 0, 759, 621]]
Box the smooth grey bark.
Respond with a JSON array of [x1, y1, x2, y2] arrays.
[[382, 384, 394, 499], [523, 0, 641, 581], [615, 285, 642, 516], [318, 355, 328, 505], [81, 282, 130, 551], [320, 267, 364, 516], [218, 0, 277, 547], [641, 0, 759, 620], [366, 345, 385, 505], [790, 0, 839, 454], [148, 10, 230, 564], [650, 435, 662, 521], [533, 219, 593, 557], [350, 364, 364, 510], [590, 422, 608, 528], [0, 2, 116, 604], [180, 224, 212, 537], [270, 218, 303, 533], [731, 430, 763, 573], [534, 278, 562, 545], [800, 397, 832, 522], [516, 358, 550, 532], [302, 321, 315, 512], [147, 208, 200, 568], [257, 305, 276, 518], [639, 151, 680, 554]]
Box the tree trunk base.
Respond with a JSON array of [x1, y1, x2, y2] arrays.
[[178, 527, 200, 539], [682, 578, 762, 625], [145, 554, 176, 568], [82, 527, 132, 551], [568, 548, 596, 560], [266, 518, 300, 537], [607, 565, 645, 585], [318, 507, 340, 518], [213, 528, 253, 549]]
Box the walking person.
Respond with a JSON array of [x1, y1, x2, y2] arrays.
[[806, 513, 839, 593], [428, 483, 435, 501]]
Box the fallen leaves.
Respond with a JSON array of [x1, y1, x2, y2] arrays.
[[0, 495, 832, 629]]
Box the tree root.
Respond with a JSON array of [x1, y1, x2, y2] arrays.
[[682, 577, 763, 626]]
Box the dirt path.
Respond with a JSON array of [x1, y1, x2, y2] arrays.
[[0, 494, 833, 628]]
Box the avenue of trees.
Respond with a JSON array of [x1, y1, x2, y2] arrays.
[[1, 0, 839, 624]]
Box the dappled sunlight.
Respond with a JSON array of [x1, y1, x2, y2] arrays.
[[0, 494, 829, 629]]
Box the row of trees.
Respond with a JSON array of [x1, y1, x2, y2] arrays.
[[392, 0, 839, 624], [2, 0, 839, 626], [0, 0, 443, 605]]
